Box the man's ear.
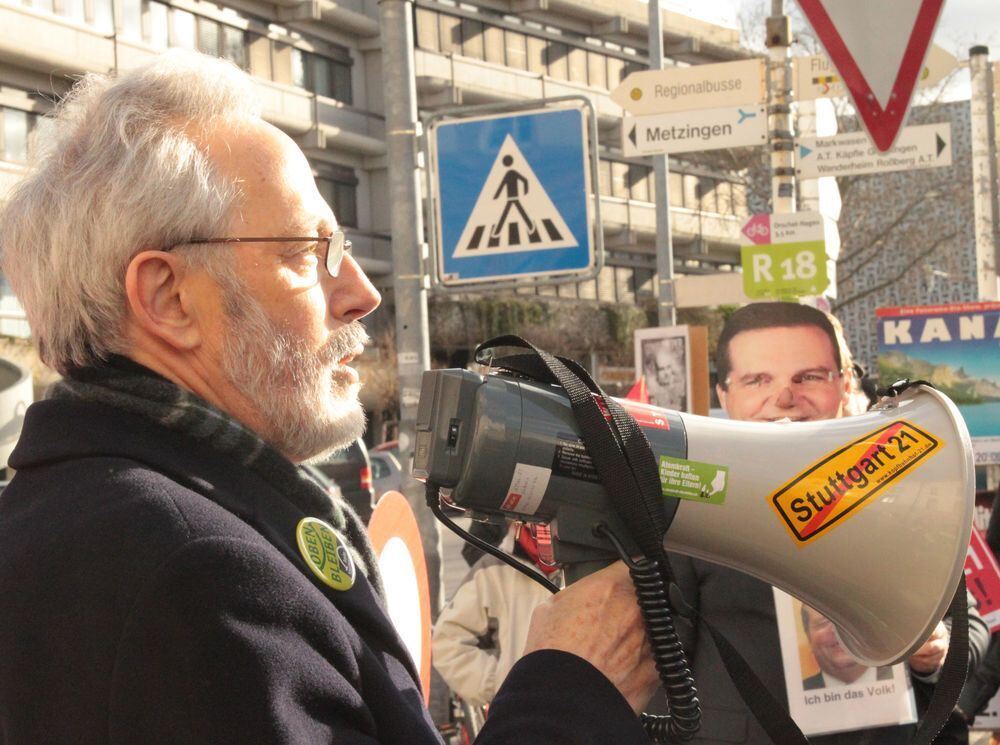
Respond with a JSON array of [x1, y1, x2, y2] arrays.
[[124, 250, 203, 352], [716, 383, 728, 413], [841, 366, 856, 404]]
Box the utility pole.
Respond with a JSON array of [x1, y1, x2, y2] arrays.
[[649, 0, 676, 327], [378, 0, 443, 634], [766, 0, 795, 214], [970, 45, 999, 300]]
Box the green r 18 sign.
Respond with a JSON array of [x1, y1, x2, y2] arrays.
[[740, 240, 829, 299]]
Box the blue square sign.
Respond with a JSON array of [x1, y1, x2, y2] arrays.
[[429, 106, 595, 285]]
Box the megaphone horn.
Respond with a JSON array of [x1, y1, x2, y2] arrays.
[[413, 370, 974, 666]]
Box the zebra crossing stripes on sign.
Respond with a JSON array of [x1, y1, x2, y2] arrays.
[[453, 135, 577, 258], [429, 105, 595, 286]]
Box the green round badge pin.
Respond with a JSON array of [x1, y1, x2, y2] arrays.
[[295, 517, 356, 591]]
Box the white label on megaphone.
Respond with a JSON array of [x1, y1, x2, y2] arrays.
[[500, 463, 552, 516]]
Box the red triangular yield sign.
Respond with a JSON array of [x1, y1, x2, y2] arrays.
[[795, 0, 945, 151]]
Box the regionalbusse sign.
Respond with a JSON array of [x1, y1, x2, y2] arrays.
[[611, 58, 766, 116]]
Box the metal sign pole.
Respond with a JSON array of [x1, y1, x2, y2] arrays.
[[378, 0, 443, 633], [767, 0, 796, 214], [649, 0, 676, 326], [970, 45, 999, 300]]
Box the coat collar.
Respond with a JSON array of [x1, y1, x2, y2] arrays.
[[10, 396, 421, 686]]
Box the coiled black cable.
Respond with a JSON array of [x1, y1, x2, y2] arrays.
[[596, 523, 701, 743]]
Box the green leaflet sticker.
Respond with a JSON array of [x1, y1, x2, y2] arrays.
[[659, 456, 729, 505]]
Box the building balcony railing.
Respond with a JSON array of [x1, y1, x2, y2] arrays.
[[0, 3, 383, 156], [275, 0, 379, 38], [415, 48, 623, 126], [600, 196, 743, 265], [498, 0, 744, 63]]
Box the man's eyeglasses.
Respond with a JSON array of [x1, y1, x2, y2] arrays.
[[725, 368, 844, 395], [166, 232, 351, 278]]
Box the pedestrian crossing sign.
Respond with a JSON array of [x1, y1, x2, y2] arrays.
[[428, 104, 597, 286]]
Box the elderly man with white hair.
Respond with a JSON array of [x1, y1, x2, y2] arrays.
[[0, 51, 657, 744]]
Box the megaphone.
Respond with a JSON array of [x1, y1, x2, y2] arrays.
[[413, 368, 974, 667]]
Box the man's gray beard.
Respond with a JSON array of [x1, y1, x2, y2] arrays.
[[218, 285, 369, 462]]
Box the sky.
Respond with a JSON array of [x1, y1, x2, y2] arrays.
[[662, 0, 999, 54]]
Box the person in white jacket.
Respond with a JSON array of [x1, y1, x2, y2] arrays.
[[433, 524, 563, 707]]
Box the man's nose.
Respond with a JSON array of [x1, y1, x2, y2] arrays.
[[774, 385, 796, 408], [326, 253, 381, 323]]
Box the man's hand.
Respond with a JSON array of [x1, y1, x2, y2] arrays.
[[909, 621, 949, 675], [522, 561, 659, 714]]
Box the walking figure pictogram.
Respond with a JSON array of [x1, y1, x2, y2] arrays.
[[450, 134, 577, 258], [491, 155, 538, 240]]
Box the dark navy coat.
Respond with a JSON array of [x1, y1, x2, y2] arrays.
[[0, 396, 648, 744]]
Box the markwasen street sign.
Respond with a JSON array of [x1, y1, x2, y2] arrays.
[[611, 58, 766, 116], [797, 122, 952, 179], [623, 105, 767, 157]]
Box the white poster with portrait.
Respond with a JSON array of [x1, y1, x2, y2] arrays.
[[773, 588, 917, 736], [634, 326, 691, 413]]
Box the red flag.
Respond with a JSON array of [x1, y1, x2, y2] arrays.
[[625, 376, 649, 404]]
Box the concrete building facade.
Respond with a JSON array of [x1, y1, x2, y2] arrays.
[[0, 0, 751, 373]]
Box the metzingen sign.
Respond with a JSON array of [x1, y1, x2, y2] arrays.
[[623, 105, 767, 157]]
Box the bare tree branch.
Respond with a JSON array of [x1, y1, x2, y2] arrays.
[[831, 230, 958, 314]]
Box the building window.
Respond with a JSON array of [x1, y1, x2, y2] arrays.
[[197, 17, 220, 56], [59, 0, 85, 23], [147, 1, 169, 48], [317, 175, 358, 228], [415, 8, 440, 51], [120, 0, 143, 39], [290, 47, 308, 90], [331, 61, 352, 104], [628, 164, 650, 202], [461, 18, 484, 60], [27, 0, 55, 13], [1, 108, 36, 165], [505, 30, 527, 70], [306, 55, 353, 104], [171, 8, 197, 49], [92, 0, 113, 32]]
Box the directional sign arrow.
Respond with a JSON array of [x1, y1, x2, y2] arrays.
[[936, 133, 946, 157], [629, 125, 637, 149]]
